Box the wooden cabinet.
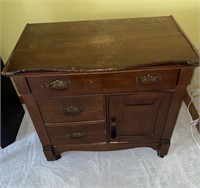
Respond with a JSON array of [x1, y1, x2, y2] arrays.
[[2, 16, 198, 161], [109, 92, 173, 143]]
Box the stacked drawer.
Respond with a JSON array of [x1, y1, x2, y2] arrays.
[[27, 75, 106, 146], [36, 96, 106, 146], [26, 69, 179, 147]]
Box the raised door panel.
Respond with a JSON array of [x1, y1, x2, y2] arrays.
[[109, 92, 173, 143]]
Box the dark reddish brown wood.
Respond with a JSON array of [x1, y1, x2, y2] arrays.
[[52, 142, 160, 157], [36, 96, 105, 124], [2, 16, 198, 76], [47, 123, 106, 146], [22, 94, 57, 160], [156, 67, 195, 156], [109, 92, 173, 143], [27, 69, 179, 97], [43, 146, 61, 161], [157, 139, 170, 157], [2, 17, 198, 161], [12, 76, 30, 94], [159, 85, 188, 155], [178, 68, 194, 85], [170, 15, 200, 59]]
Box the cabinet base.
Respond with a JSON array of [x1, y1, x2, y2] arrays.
[[43, 146, 61, 161], [42, 141, 170, 161], [157, 139, 170, 158]]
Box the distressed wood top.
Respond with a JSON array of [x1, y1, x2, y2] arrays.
[[2, 16, 199, 76]]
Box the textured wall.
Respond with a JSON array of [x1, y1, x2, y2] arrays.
[[1, 0, 199, 111]]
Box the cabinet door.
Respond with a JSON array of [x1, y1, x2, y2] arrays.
[[109, 92, 172, 143]]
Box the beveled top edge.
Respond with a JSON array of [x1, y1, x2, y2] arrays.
[[2, 60, 198, 77], [2, 15, 199, 77]]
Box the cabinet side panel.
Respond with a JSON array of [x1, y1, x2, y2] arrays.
[[12, 76, 30, 94], [162, 85, 187, 140], [178, 68, 194, 85], [22, 94, 52, 147], [23, 94, 58, 160], [162, 68, 194, 140]]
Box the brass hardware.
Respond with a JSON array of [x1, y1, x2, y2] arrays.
[[61, 106, 83, 114], [45, 80, 71, 90], [136, 74, 161, 84], [67, 131, 87, 139]]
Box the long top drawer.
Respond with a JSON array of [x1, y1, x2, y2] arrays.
[[27, 69, 179, 97]]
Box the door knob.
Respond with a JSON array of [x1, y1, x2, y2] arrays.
[[111, 118, 117, 139]]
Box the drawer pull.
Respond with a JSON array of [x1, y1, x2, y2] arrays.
[[61, 106, 83, 114], [45, 80, 71, 90], [136, 74, 161, 84], [67, 131, 87, 139]]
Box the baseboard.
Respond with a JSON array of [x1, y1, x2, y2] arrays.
[[184, 91, 200, 132]]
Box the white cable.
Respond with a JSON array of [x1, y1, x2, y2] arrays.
[[190, 124, 200, 150], [187, 89, 200, 150]]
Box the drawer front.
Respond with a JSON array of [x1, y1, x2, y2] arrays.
[[37, 96, 105, 124], [27, 69, 179, 97], [47, 123, 105, 146]]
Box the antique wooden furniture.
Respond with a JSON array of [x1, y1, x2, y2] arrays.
[[2, 16, 199, 161]]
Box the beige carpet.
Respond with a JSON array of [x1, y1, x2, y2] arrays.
[[1, 103, 200, 188]]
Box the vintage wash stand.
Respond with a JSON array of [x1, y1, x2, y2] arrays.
[[3, 16, 199, 161]]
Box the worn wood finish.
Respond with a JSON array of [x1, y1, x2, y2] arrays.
[[36, 96, 105, 124], [109, 92, 173, 143], [52, 142, 160, 157], [22, 94, 58, 160], [178, 68, 194, 85], [158, 85, 188, 156], [27, 69, 179, 97], [12, 77, 30, 94], [47, 123, 106, 146], [2, 16, 198, 160], [2, 16, 198, 76]]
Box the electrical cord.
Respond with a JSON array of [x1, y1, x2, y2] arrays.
[[187, 89, 200, 150]]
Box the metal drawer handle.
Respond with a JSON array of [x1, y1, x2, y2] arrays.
[[136, 74, 161, 84], [67, 131, 87, 139], [61, 106, 83, 115], [45, 80, 71, 90]]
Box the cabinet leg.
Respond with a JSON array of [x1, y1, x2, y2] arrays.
[[157, 139, 170, 158], [43, 146, 61, 161], [55, 155, 61, 160]]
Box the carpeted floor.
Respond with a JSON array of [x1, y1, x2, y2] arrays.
[[1, 103, 200, 188]]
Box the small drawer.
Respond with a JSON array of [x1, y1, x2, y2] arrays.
[[27, 69, 179, 97], [36, 96, 105, 124], [46, 123, 105, 146]]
